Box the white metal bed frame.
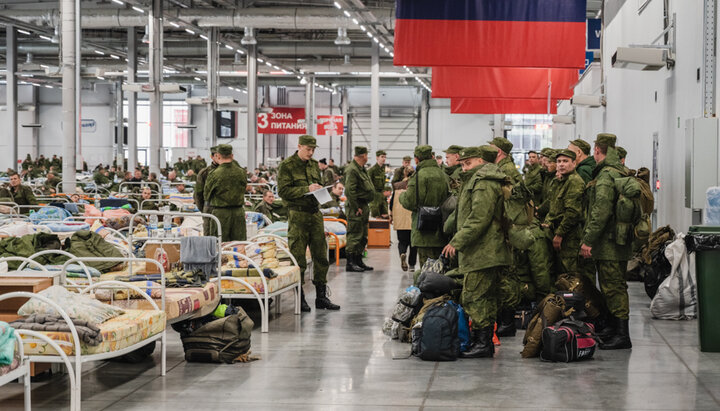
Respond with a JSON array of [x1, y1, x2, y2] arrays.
[[215, 233, 302, 333]]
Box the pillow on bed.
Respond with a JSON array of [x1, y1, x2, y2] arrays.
[[323, 221, 347, 235], [17, 285, 125, 325]]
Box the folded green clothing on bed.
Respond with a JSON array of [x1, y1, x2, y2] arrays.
[[29, 264, 102, 278]]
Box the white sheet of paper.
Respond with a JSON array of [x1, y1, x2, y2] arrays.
[[305, 186, 333, 204]]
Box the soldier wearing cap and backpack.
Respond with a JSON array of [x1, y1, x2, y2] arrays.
[[442, 146, 511, 358], [344, 146, 376, 272], [277, 135, 341, 312], [204, 144, 247, 242], [489, 137, 522, 185], [580, 133, 633, 350], [368, 150, 389, 218], [399, 145, 451, 268]]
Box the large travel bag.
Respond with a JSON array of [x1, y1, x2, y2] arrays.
[[181, 309, 254, 364], [540, 319, 597, 362]]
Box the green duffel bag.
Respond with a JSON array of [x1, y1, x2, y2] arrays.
[[181, 309, 254, 364]]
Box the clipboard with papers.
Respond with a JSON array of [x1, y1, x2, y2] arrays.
[[304, 185, 333, 204]]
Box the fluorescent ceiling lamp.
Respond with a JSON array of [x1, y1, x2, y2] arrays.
[[200, 34, 209, 40], [185, 29, 195, 35], [169, 22, 180, 28], [131, 6, 144, 13], [334, 2, 341, 8], [112, 0, 124, 4], [17, 29, 31, 35], [612, 47, 668, 71]]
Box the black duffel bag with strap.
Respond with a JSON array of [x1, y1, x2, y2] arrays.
[[181, 308, 254, 364]]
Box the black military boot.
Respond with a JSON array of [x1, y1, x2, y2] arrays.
[[356, 254, 374, 271], [596, 316, 617, 342], [300, 289, 311, 313], [460, 326, 495, 358], [495, 309, 517, 337], [346, 253, 365, 272], [599, 318, 632, 350], [314, 282, 340, 310]]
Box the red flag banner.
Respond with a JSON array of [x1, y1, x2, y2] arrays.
[[451, 98, 558, 114], [316, 115, 344, 136], [257, 107, 307, 134], [432, 67, 578, 99], [394, 0, 587, 68]]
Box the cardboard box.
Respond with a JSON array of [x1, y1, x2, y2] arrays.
[[145, 242, 181, 272]]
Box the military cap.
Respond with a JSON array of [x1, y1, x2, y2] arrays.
[[570, 139, 591, 155], [458, 146, 481, 161], [210, 145, 219, 154], [479, 145, 499, 163], [298, 135, 318, 148], [540, 147, 554, 157], [376, 150, 387, 157], [488, 137, 513, 154], [555, 149, 576, 161], [402, 155, 412, 162], [217, 144, 233, 156], [318, 158, 327, 165], [414, 145, 433, 160], [354, 146, 368, 156], [617, 146, 627, 159], [443, 145, 464, 155], [546, 149, 558, 162], [595, 133, 617, 149]]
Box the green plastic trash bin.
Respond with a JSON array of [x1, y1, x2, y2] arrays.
[[688, 226, 720, 352]]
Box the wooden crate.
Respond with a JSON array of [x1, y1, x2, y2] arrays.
[[368, 219, 391, 248]]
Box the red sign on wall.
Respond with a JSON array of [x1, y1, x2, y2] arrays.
[[316, 115, 344, 136], [257, 107, 307, 134]]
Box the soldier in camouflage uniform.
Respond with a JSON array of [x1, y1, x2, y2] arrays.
[[0, 172, 37, 207], [443, 145, 464, 195], [536, 148, 558, 220], [318, 159, 336, 186], [277, 135, 340, 312], [489, 137, 521, 184], [523, 150, 543, 206], [367, 150, 388, 218], [204, 145, 247, 242], [399, 145, 451, 268], [581, 133, 632, 350], [543, 149, 585, 275], [195, 146, 219, 236], [569, 138, 596, 185], [442, 146, 511, 358], [391, 156, 412, 185], [344, 146, 376, 272], [253, 190, 288, 223]]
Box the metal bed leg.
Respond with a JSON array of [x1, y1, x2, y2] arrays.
[[75, 363, 82, 411], [23, 365, 31, 411], [161, 331, 167, 376], [262, 295, 269, 333], [295, 283, 301, 315]]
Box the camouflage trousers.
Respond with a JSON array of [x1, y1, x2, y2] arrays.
[[583, 259, 629, 320], [510, 236, 554, 302], [462, 267, 503, 329], [208, 207, 246, 242], [499, 269, 535, 310], [345, 204, 369, 254], [369, 192, 388, 217], [288, 210, 329, 285]]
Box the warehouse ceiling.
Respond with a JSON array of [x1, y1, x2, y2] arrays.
[[0, 0, 604, 90]]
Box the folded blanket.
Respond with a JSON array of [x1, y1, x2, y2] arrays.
[[180, 236, 218, 279], [0, 322, 16, 366], [10, 315, 103, 346], [29, 264, 102, 278]]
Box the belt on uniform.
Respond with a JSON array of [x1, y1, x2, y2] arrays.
[[288, 206, 320, 214]]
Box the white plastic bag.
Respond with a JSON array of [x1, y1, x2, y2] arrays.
[[650, 234, 698, 320]]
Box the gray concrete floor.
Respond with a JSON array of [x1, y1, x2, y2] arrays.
[[2, 248, 720, 410]]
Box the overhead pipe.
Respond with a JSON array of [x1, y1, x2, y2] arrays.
[[0, 7, 393, 30]]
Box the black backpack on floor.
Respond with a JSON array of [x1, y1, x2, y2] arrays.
[[181, 309, 254, 364], [412, 302, 459, 361]]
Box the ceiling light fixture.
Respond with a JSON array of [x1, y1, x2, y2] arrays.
[[17, 29, 31, 35], [334, 27, 351, 45], [131, 6, 144, 13], [111, 0, 124, 4], [142, 25, 150, 44], [185, 28, 195, 35], [169, 22, 180, 28], [334, 2, 341, 9]]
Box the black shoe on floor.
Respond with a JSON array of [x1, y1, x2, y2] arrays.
[[599, 318, 632, 350], [346, 253, 366, 272], [460, 326, 495, 358], [357, 254, 374, 271], [495, 309, 517, 337], [300, 290, 311, 313], [314, 282, 340, 310]]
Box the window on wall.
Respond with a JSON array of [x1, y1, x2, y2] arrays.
[[506, 114, 553, 168], [123, 101, 190, 148]]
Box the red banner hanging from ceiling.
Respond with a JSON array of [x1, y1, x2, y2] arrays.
[[394, 0, 587, 68], [432, 67, 578, 99], [451, 98, 558, 114], [316, 115, 344, 136]]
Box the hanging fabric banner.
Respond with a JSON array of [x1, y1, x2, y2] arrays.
[[394, 0, 587, 68], [451, 98, 559, 114], [432, 67, 578, 99]]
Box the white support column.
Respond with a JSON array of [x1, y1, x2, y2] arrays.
[[74, 0, 82, 171], [31, 86, 39, 160], [419, 89, 429, 145], [127, 28, 138, 171], [493, 114, 505, 138], [115, 81, 124, 170], [370, 42, 380, 155], [207, 28, 219, 147], [61, 0, 77, 191], [246, 44, 258, 170], [305, 76, 315, 136], [148, 0, 163, 174], [341, 87, 349, 164], [6, 26, 18, 172]]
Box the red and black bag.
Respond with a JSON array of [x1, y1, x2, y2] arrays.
[[540, 318, 597, 362]]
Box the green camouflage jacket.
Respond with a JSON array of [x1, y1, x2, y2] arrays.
[[582, 148, 632, 261], [450, 163, 511, 271], [523, 163, 543, 206], [194, 162, 218, 212], [576, 156, 596, 185], [497, 156, 522, 185], [343, 160, 375, 210], [204, 162, 247, 208], [399, 159, 450, 248], [544, 170, 585, 257], [277, 152, 324, 211]]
